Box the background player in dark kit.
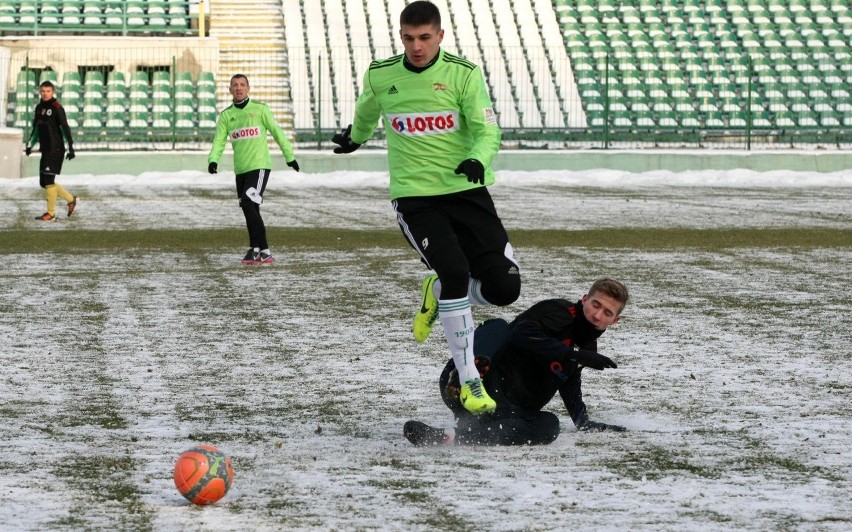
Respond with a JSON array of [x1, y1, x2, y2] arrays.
[[25, 80, 78, 221]]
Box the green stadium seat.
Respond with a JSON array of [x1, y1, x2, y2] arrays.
[[40, 0, 62, 23], [17, 70, 36, 86], [175, 111, 195, 131], [61, 92, 80, 113], [82, 0, 103, 25], [82, 110, 103, 130], [0, 3, 15, 24], [152, 97, 171, 113], [634, 110, 655, 127], [129, 110, 150, 130], [60, 0, 82, 23], [198, 111, 217, 130], [170, 13, 188, 30], [752, 111, 772, 128], [105, 111, 126, 131], [104, 1, 123, 25], [705, 111, 726, 128], [18, 0, 37, 23], [175, 97, 194, 113], [126, 0, 145, 25], [152, 110, 173, 129], [39, 70, 59, 86], [797, 111, 819, 127], [128, 96, 148, 113], [174, 71, 193, 88], [152, 71, 171, 88], [819, 112, 841, 127], [62, 70, 81, 90], [775, 111, 796, 127]]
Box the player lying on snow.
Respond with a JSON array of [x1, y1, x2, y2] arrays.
[[404, 278, 629, 446]]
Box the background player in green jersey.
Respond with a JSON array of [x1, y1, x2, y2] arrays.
[[208, 74, 300, 265], [332, 1, 520, 415]]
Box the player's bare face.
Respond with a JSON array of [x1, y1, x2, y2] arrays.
[[582, 292, 623, 331], [400, 24, 444, 68], [40, 86, 55, 102], [229, 77, 250, 102]]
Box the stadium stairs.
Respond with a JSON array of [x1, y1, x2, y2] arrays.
[[208, 0, 294, 133]]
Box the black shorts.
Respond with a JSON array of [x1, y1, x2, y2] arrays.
[[39, 153, 64, 187], [235, 169, 270, 204], [392, 187, 513, 277]]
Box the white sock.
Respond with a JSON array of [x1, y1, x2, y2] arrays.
[[260, 248, 271, 255], [438, 297, 479, 383], [467, 278, 488, 305], [432, 278, 488, 306]]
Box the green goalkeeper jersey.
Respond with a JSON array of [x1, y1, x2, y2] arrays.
[[350, 49, 501, 200], [208, 98, 295, 175]]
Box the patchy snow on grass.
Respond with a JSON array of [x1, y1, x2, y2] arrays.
[[0, 169, 850, 531]]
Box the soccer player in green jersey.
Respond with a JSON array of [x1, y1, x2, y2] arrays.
[[332, 1, 520, 415], [208, 74, 300, 265]]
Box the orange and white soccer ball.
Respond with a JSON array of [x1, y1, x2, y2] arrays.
[[173, 444, 234, 505]]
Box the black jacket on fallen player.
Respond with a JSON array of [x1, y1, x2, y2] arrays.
[[487, 298, 604, 428], [28, 98, 74, 154]]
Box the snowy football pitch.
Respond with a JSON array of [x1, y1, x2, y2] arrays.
[[1, 169, 850, 530]]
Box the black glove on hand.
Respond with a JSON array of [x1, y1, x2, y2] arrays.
[[66, 148, 75, 160], [287, 159, 300, 172], [572, 348, 617, 370], [25, 146, 32, 156], [332, 125, 361, 154], [208, 162, 218, 174], [454, 158, 485, 185], [579, 420, 627, 432]]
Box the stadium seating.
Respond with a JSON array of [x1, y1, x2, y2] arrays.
[[4, 1, 849, 140], [0, 0, 194, 34], [554, 0, 851, 131]]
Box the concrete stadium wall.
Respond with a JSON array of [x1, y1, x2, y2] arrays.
[[14, 149, 852, 178]]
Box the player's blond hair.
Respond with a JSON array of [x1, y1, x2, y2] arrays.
[[589, 278, 629, 314]]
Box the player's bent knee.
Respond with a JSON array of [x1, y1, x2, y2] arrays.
[[481, 271, 521, 306]]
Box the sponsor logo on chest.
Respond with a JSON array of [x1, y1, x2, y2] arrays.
[[389, 111, 459, 137], [230, 126, 261, 141]]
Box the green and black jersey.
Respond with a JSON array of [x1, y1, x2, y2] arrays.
[[208, 98, 295, 175], [351, 49, 501, 200], [27, 98, 73, 154]]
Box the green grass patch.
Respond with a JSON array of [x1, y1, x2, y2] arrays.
[[0, 227, 849, 253]]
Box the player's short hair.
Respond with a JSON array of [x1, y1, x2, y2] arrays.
[[589, 278, 629, 313], [230, 74, 249, 85], [400, 1, 440, 29], [40, 80, 54, 89]]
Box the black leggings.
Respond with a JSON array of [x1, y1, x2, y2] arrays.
[[393, 188, 520, 304], [455, 405, 560, 446], [236, 169, 270, 249]]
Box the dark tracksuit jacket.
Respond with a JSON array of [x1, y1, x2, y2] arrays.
[[442, 299, 605, 445]]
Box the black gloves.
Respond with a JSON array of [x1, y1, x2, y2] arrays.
[[208, 162, 218, 174], [66, 147, 75, 160], [571, 348, 617, 370], [287, 159, 300, 172], [579, 420, 626, 432], [332, 125, 362, 154], [25, 146, 32, 156], [454, 158, 485, 185]]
